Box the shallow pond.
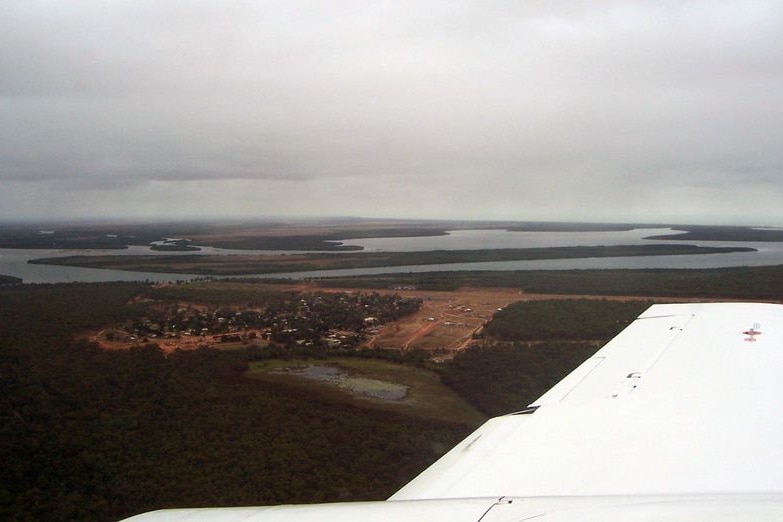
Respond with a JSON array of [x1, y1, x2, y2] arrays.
[[274, 365, 409, 401]]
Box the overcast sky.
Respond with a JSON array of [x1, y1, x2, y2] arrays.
[[1, 1, 782, 225]]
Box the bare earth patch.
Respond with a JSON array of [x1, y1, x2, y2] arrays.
[[357, 287, 658, 359]]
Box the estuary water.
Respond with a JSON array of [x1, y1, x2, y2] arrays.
[[339, 228, 675, 251], [2, 228, 783, 284]]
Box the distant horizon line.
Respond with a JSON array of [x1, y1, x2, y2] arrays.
[[1, 216, 781, 231]]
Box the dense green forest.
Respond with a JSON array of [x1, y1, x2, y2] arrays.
[[441, 343, 598, 417], [324, 264, 783, 300], [441, 300, 650, 416], [145, 281, 291, 307], [484, 299, 652, 341], [0, 283, 470, 521]]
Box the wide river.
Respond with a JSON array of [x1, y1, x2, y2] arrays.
[[2, 228, 783, 284]]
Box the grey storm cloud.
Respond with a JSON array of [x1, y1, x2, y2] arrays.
[[1, 0, 782, 224]]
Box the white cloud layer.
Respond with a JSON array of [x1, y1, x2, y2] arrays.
[[1, 1, 782, 224]]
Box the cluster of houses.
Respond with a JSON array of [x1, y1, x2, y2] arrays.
[[116, 291, 422, 351]]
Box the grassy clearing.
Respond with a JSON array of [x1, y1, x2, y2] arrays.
[[247, 358, 486, 426]]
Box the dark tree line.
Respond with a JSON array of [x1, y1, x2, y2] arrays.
[[322, 264, 783, 300], [484, 299, 652, 341], [441, 300, 652, 417], [441, 342, 599, 417]]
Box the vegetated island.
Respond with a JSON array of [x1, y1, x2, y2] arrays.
[[0, 274, 22, 284], [0, 221, 452, 251], [644, 225, 783, 242], [29, 244, 755, 276], [505, 223, 783, 242]]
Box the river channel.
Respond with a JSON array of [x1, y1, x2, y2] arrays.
[[2, 228, 783, 284]]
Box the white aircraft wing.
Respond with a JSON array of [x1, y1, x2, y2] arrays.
[[124, 302, 783, 521]]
